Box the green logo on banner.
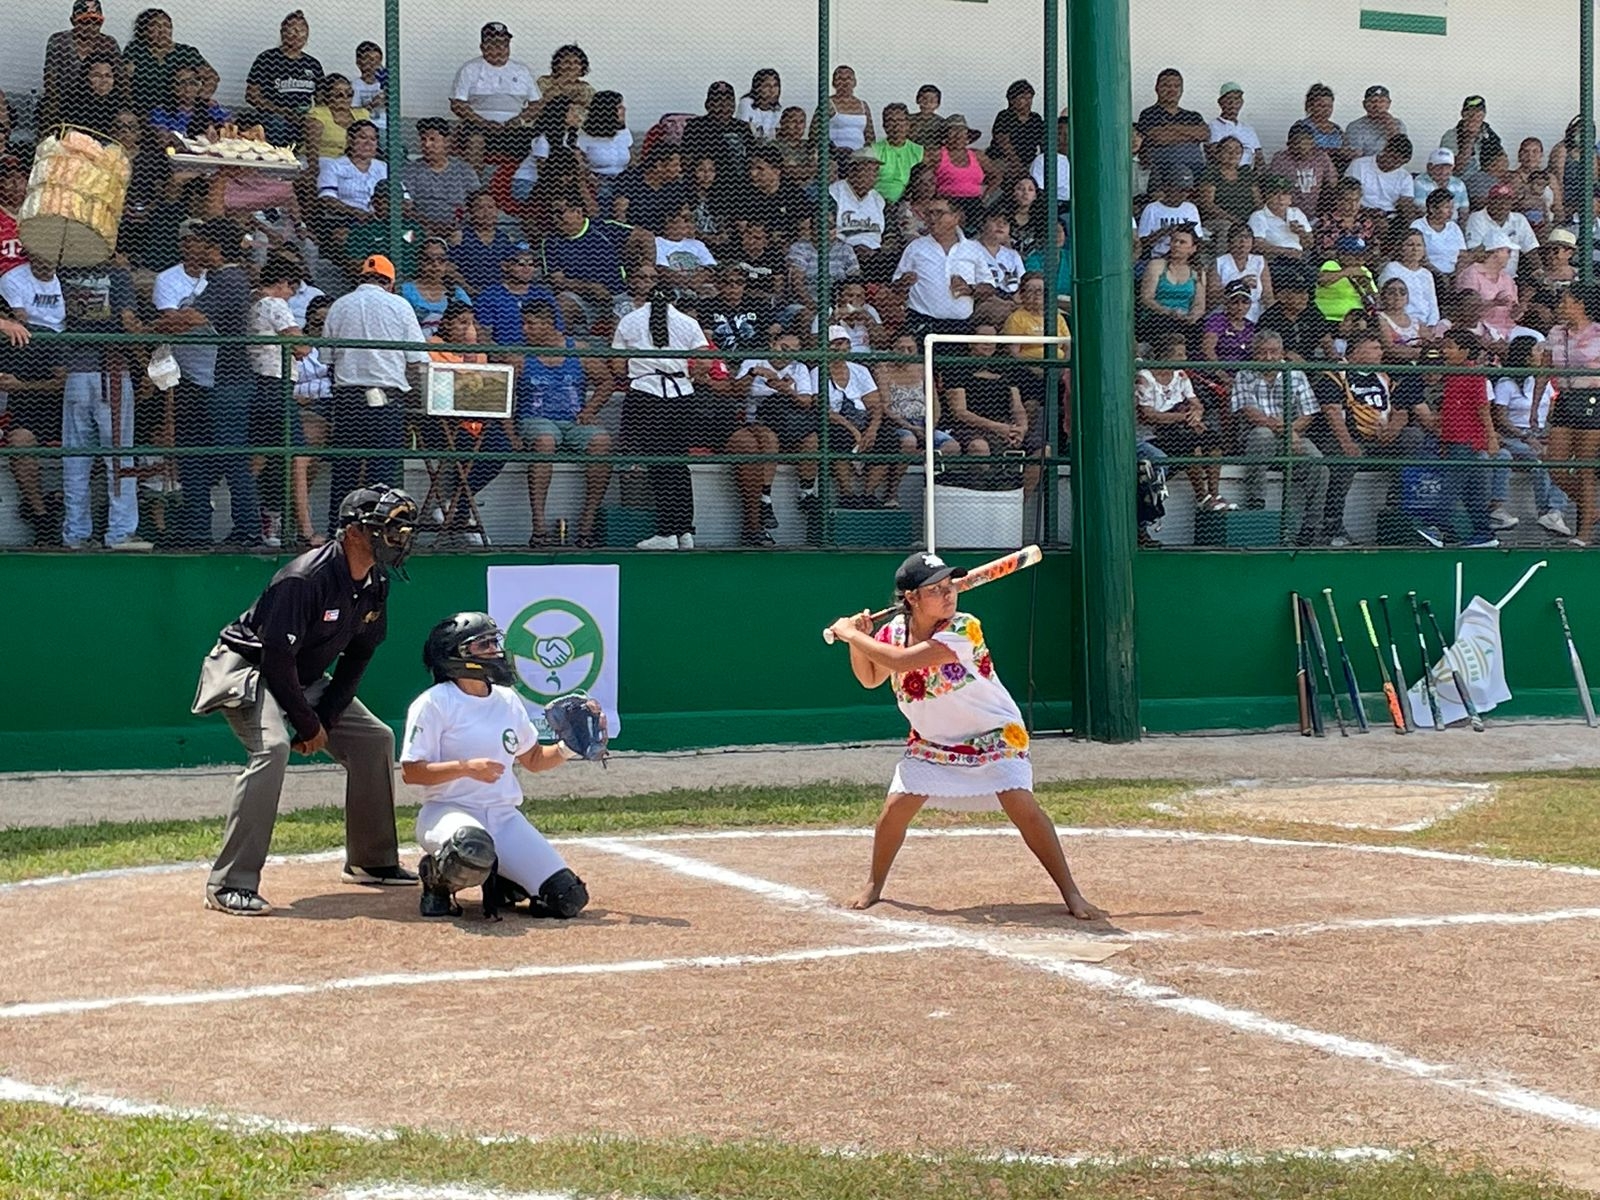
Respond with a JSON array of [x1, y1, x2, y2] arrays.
[[504, 598, 604, 704]]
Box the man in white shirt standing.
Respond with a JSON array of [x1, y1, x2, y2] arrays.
[[448, 21, 539, 161], [1208, 83, 1261, 167], [1345, 135, 1417, 218], [893, 198, 977, 340], [1465, 183, 1539, 275], [1345, 85, 1408, 159], [321, 254, 430, 534]]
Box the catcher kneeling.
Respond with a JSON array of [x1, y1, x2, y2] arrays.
[[400, 612, 607, 919]]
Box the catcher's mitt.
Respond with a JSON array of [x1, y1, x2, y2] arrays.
[[544, 692, 609, 767]]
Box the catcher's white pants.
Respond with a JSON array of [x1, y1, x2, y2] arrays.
[[416, 802, 567, 894]]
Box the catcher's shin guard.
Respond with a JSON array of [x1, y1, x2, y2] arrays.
[[418, 854, 460, 918]]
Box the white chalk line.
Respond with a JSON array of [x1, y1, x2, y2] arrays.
[[584, 840, 1600, 1136], [0, 1071, 1399, 1176], [0, 940, 935, 1021], [9, 825, 1600, 896]]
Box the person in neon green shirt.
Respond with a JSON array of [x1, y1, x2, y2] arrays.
[[1316, 235, 1377, 321], [871, 102, 925, 203]]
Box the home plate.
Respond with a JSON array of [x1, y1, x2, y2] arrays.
[[988, 934, 1132, 963], [1164, 780, 1493, 831]]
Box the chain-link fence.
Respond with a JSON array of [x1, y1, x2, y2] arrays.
[[3, 2, 1596, 556]]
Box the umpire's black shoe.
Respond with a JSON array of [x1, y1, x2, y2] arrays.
[[342, 863, 419, 886]]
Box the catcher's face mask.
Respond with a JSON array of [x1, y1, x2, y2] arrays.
[[458, 630, 515, 687]]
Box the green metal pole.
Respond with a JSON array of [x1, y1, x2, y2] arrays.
[[816, 0, 834, 546], [1582, 0, 1595, 285], [384, 0, 404, 260], [1066, 0, 1140, 741], [1042, 0, 1061, 547]]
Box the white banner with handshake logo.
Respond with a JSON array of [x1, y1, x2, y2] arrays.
[[487, 565, 622, 739]]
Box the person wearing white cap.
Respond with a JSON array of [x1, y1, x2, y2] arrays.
[[1456, 227, 1520, 341], [1208, 81, 1261, 167], [1413, 145, 1468, 219]]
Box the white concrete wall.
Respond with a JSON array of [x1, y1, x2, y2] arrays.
[[0, 1, 1589, 165]]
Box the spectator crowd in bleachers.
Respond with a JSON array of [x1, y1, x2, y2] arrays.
[[2, 2, 1599, 552]]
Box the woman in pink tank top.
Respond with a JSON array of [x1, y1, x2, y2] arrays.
[[933, 115, 995, 228]]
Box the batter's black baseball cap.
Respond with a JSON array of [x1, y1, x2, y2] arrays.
[[895, 551, 968, 593]]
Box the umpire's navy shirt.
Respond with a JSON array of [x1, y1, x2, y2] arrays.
[[220, 540, 389, 741]]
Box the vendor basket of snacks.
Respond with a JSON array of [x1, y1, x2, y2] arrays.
[[17, 128, 133, 267]]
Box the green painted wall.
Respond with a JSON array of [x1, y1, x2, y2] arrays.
[[0, 551, 1072, 772], [1, 548, 1594, 773]]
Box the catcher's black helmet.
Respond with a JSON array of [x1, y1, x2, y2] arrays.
[[423, 611, 516, 687], [338, 484, 419, 571]]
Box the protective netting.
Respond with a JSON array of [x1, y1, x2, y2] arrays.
[[4, 3, 1593, 555]]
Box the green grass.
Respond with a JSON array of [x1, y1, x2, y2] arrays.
[[0, 1105, 1585, 1200], [7, 773, 1600, 1198]]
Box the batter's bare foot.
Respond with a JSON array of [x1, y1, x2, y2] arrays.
[[847, 885, 883, 910], [1065, 890, 1106, 921]]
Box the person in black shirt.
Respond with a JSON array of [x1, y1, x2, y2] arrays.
[[1258, 266, 1334, 361], [192, 485, 421, 915], [682, 80, 753, 211], [990, 79, 1046, 186], [244, 10, 324, 145]]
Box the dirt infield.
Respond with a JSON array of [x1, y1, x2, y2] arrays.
[[5, 829, 1600, 1186]]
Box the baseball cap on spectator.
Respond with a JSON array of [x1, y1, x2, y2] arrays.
[[480, 21, 512, 39], [71, 0, 104, 24], [1478, 227, 1512, 252], [1218, 81, 1243, 98], [1488, 182, 1514, 199], [1462, 95, 1487, 112], [1262, 174, 1293, 196], [1224, 279, 1252, 300], [1334, 235, 1368, 255], [506, 242, 536, 264], [176, 217, 205, 241], [895, 550, 968, 592], [1547, 228, 1578, 248], [1364, 85, 1390, 100], [360, 253, 397, 282], [827, 324, 853, 343], [1428, 147, 1455, 167]]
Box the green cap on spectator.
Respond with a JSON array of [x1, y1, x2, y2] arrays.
[[1218, 81, 1243, 98]]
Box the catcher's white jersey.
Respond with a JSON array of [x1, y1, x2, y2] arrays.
[[400, 683, 536, 808]]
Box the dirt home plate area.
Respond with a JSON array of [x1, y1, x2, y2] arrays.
[[7, 737, 1600, 1191]]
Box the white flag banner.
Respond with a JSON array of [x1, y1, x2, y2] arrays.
[[1405, 561, 1545, 729], [1406, 596, 1509, 728], [486, 565, 622, 738]]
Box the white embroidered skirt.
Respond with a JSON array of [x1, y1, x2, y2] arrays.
[[889, 754, 1033, 811]]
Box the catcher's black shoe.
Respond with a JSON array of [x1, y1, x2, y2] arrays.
[[418, 854, 461, 917], [205, 886, 271, 916], [342, 863, 419, 886]]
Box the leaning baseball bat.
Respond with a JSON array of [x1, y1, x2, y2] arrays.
[[1359, 599, 1407, 734], [1323, 588, 1370, 733], [1421, 599, 1484, 733], [1291, 592, 1312, 736], [1377, 595, 1415, 732], [1301, 595, 1347, 737], [1555, 597, 1597, 727], [1407, 591, 1446, 730], [821, 544, 1042, 643]]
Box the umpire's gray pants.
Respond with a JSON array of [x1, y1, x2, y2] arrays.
[[208, 678, 400, 896]]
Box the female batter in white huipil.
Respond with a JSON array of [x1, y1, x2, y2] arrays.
[[827, 552, 1101, 919], [400, 612, 590, 918]]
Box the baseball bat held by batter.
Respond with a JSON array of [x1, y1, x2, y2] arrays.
[[822, 545, 1043, 643]]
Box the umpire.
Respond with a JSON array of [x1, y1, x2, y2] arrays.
[[192, 485, 422, 915]]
